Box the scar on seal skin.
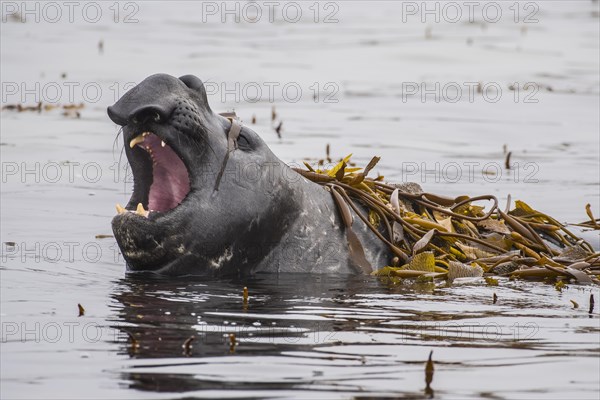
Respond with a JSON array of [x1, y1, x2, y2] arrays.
[[108, 73, 402, 276]]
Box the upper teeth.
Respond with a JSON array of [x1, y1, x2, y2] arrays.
[[129, 132, 152, 148], [161, 140, 166, 147], [129, 134, 145, 148]]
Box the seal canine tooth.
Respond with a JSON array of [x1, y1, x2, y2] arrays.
[[135, 203, 147, 217], [161, 140, 166, 147], [116, 203, 126, 214], [129, 134, 145, 148]]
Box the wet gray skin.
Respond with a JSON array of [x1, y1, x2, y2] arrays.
[[108, 73, 389, 276]]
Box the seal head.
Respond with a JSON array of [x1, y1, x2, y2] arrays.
[[108, 74, 304, 275]]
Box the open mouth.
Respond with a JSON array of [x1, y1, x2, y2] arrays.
[[116, 131, 191, 218]]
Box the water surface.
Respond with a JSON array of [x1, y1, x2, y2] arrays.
[[1, 2, 599, 398]]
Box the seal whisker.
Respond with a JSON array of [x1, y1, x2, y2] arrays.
[[112, 127, 123, 156], [112, 127, 128, 181]]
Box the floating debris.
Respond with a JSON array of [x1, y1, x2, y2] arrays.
[[2, 102, 84, 118], [586, 204, 598, 226], [295, 154, 600, 286], [182, 336, 195, 356], [43, 104, 60, 112], [590, 294, 595, 315], [7, 11, 22, 22], [574, 204, 600, 230], [77, 303, 85, 317], [493, 292, 498, 304], [229, 333, 237, 353], [124, 330, 140, 350], [251, 114, 256, 124], [274, 121, 283, 139], [425, 26, 433, 40], [63, 103, 84, 110], [243, 286, 249, 304], [62, 110, 80, 119], [425, 350, 434, 396], [22, 102, 41, 112], [570, 300, 579, 308], [95, 234, 114, 239], [485, 277, 499, 286], [504, 151, 512, 169], [271, 106, 276, 121]]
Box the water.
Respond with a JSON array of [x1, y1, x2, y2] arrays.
[[1, 1, 599, 398]]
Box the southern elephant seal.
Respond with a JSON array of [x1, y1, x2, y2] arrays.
[[108, 73, 393, 276]]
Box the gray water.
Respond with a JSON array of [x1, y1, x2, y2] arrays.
[[1, 1, 599, 399]]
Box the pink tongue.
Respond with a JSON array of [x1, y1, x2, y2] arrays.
[[144, 135, 190, 212]]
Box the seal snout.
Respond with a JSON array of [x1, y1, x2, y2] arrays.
[[107, 104, 127, 126], [107, 73, 201, 127], [107, 97, 176, 127], [108, 103, 171, 126]]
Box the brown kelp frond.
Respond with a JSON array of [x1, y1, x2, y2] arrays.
[[294, 154, 599, 285]]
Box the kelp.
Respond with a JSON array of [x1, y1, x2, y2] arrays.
[[425, 350, 434, 396], [182, 336, 195, 356], [294, 153, 600, 286]]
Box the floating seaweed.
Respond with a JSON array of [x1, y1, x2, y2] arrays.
[[274, 121, 283, 138], [242, 286, 249, 312], [124, 330, 140, 351], [2, 102, 84, 118], [182, 336, 195, 356], [229, 333, 237, 353], [504, 151, 512, 169], [295, 152, 600, 286], [485, 277, 499, 286], [573, 204, 600, 230], [570, 300, 579, 309], [425, 350, 434, 397]]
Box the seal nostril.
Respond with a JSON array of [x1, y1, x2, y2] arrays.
[[129, 106, 169, 125]]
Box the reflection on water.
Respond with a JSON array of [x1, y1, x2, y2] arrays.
[[108, 274, 599, 398], [112, 275, 378, 359]]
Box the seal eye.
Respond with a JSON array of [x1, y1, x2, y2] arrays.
[[132, 116, 138, 124], [237, 132, 253, 151], [153, 112, 161, 122]]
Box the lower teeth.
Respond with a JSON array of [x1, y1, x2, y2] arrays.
[[115, 203, 150, 218]]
